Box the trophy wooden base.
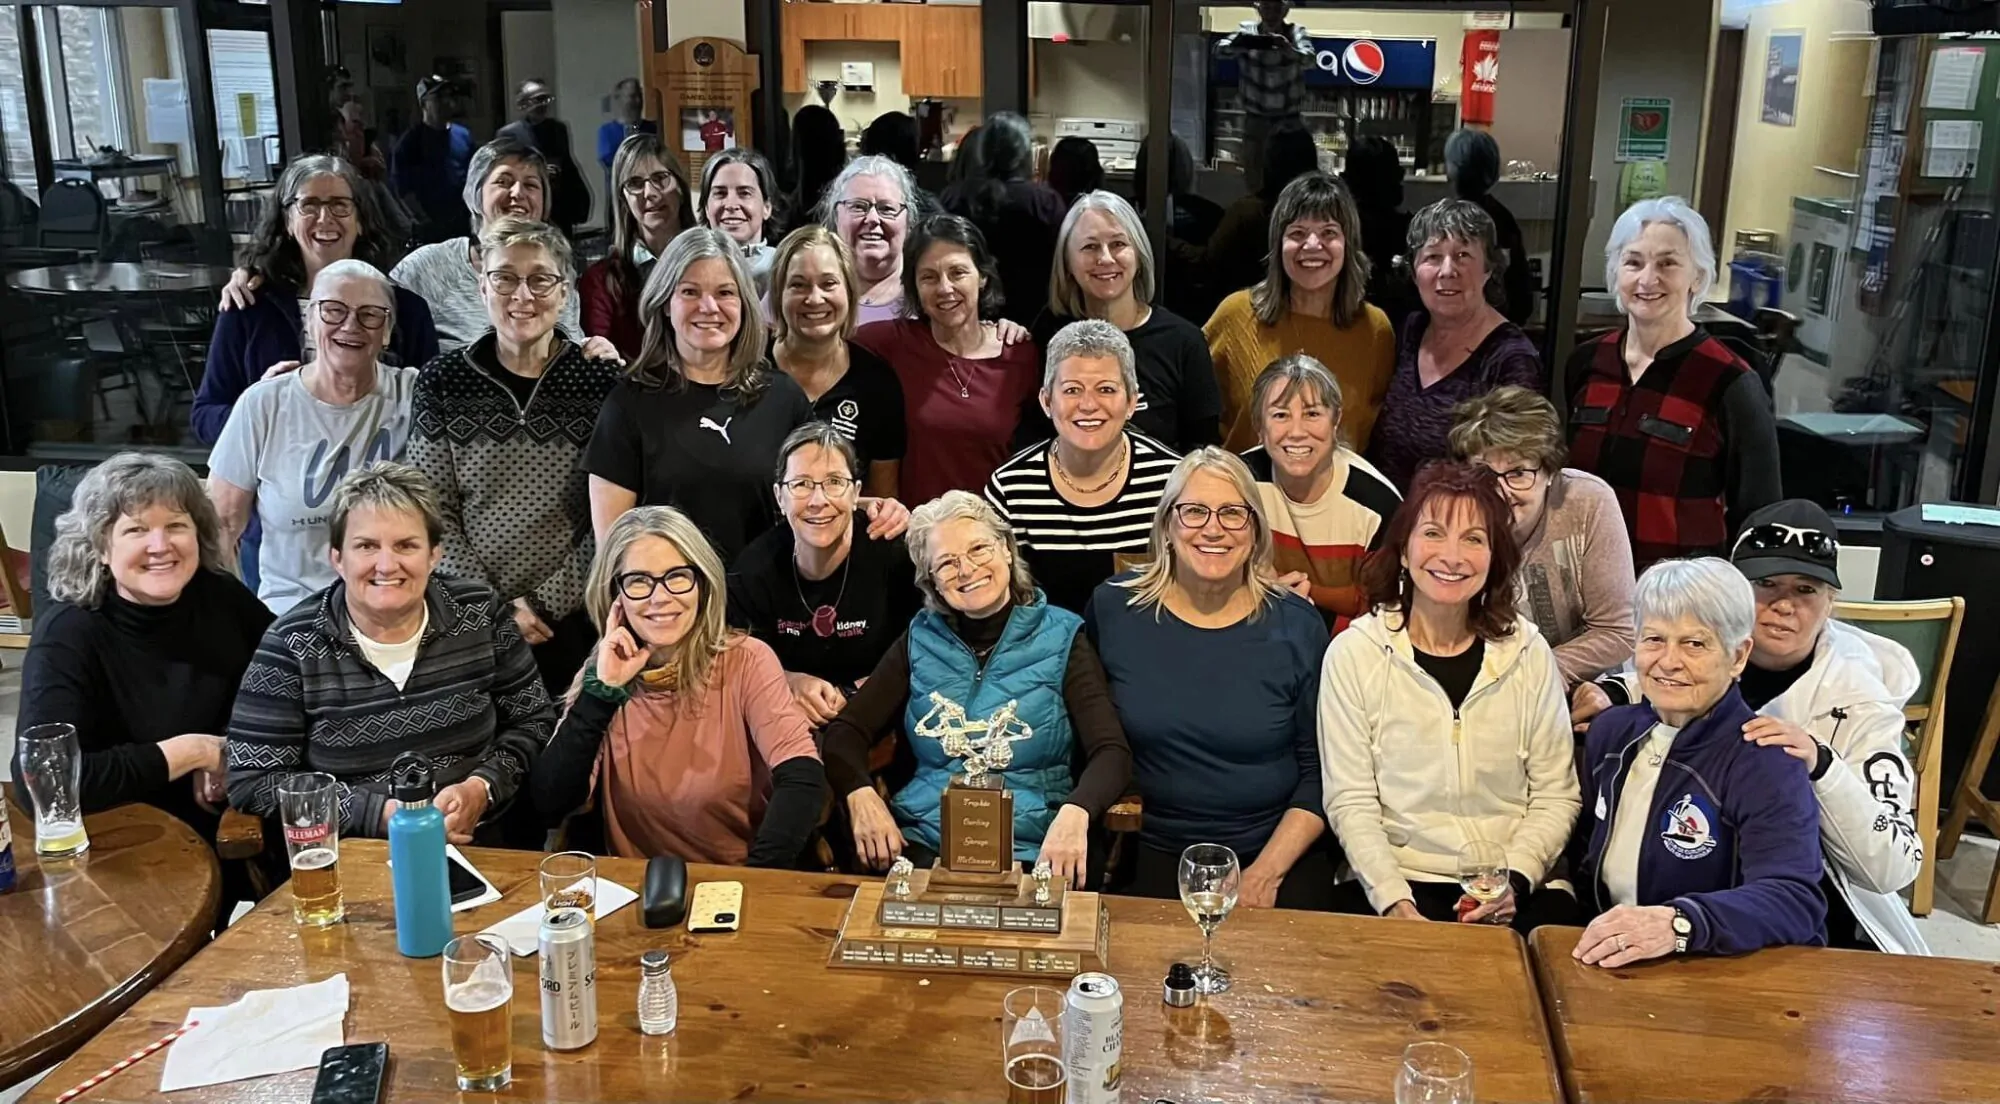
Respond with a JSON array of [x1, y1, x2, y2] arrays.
[[877, 865, 1064, 933], [831, 882, 1109, 979]]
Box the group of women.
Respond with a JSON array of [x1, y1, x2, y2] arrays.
[[24, 114, 1909, 962]]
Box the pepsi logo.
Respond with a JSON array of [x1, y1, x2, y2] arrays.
[[1343, 40, 1386, 85]]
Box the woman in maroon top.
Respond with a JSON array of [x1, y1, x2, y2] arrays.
[[578, 133, 691, 358], [854, 214, 1042, 505]]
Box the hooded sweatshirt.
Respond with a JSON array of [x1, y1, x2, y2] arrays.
[[1318, 609, 1580, 913]]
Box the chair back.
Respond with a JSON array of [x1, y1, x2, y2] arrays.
[[1832, 597, 1965, 721], [38, 180, 106, 252], [0, 178, 39, 247]]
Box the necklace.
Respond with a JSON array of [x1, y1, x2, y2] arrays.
[[793, 547, 853, 638], [1053, 437, 1129, 495], [944, 357, 972, 399]]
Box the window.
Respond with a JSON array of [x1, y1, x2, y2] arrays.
[[208, 29, 277, 177], [52, 6, 133, 156], [0, 12, 35, 192]]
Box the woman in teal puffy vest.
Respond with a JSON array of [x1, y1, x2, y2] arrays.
[[819, 491, 1132, 888]]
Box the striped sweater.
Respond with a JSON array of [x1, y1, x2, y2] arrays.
[[986, 432, 1181, 614], [225, 575, 556, 837], [1243, 446, 1400, 632], [408, 335, 619, 621]]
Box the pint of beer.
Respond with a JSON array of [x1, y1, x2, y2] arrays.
[[443, 934, 514, 1092], [277, 772, 343, 926]]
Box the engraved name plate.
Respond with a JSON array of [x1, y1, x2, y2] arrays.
[[939, 904, 1002, 929], [1022, 950, 1080, 973], [942, 782, 1011, 874], [879, 901, 943, 927], [959, 948, 1022, 971], [1000, 907, 1063, 933], [899, 944, 959, 968]]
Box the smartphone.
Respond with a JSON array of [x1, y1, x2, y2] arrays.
[[688, 880, 744, 933], [309, 1043, 387, 1104], [447, 852, 487, 905]]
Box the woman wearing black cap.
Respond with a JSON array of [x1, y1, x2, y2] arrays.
[[1574, 499, 1928, 954]]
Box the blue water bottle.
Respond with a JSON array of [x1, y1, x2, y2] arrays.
[[387, 752, 454, 958]]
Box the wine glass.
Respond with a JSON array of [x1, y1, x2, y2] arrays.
[[1396, 1041, 1474, 1103], [1177, 843, 1241, 995], [1455, 839, 1511, 925]]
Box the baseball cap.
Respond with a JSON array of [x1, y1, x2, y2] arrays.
[[1730, 499, 1841, 588], [416, 75, 451, 101]]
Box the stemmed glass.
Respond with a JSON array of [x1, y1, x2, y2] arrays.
[[1177, 843, 1241, 995], [1396, 1041, 1474, 1103], [1455, 839, 1511, 924]]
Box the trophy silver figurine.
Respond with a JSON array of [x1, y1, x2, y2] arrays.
[[912, 692, 1035, 784]]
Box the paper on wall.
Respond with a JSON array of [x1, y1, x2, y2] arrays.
[[1921, 46, 1984, 111], [1922, 119, 1981, 178]]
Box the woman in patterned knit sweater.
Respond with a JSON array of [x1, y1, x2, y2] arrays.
[[408, 217, 622, 693]]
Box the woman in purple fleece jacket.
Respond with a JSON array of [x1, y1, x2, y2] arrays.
[[1570, 557, 1827, 965]]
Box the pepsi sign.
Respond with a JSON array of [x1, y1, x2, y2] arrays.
[[1213, 34, 1435, 91]]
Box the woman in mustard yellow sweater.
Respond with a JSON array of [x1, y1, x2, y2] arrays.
[[1203, 172, 1396, 454]]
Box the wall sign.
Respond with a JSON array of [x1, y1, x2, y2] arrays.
[[1211, 35, 1436, 91], [1616, 97, 1672, 162], [649, 37, 761, 182]]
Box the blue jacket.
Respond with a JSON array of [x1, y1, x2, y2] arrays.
[[1572, 686, 1828, 954], [193, 282, 439, 444], [894, 593, 1081, 860]]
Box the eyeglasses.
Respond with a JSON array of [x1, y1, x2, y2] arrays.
[[620, 171, 681, 196], [1172, 503, 1253, 531], [521, 92, 554, 108], [616, 568, 699, 600], [780, 474, 856, 499], [1733, 523, 1838, 560], [313, 300, 391, 330], [930, 541, 999, 584], [484, 271, 565, 298], [288, 197, 356, 220], [1491, 466, 1543, 492], [839, 199, 907, 221]]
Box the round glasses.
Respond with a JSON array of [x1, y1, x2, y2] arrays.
[[485, 271, 565, 299], [313, 300, 390, 330], [621, 171, 681, 197], [930, 541, 998, 584], [1172, 503, 1253, 531], [616, 568, 699, 601]]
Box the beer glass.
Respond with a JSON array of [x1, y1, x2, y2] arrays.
[[1178, 843, 1240, 995], [18, 723, 89, 858], [1396, 1041, 1474, 1104], [278, 771, 343, 926], [1001, 986, 1066, 1104], [540, 851, 596, 914], [443, 933, 514, 1092]]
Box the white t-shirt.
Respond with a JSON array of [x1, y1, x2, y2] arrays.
[[209, 364, 416, 614], [1603, 722, 1680, 907], [297, 299, 317, 361], [352, 605, 427, 690]]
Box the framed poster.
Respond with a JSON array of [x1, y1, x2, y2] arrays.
[[366, 25, 406, 90], [650, 38, 759, 181], [1762, 31, 1803, 126]]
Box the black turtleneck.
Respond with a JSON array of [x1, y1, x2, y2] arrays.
[[15, 568, 273, 837], [817, 601, 1129, 819]]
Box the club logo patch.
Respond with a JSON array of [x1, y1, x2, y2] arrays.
[[1659, 793, 1717, 860]]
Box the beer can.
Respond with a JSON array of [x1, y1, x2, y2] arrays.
[[0, 814, 15, 893], [1064, 972, 1123, 1104], [539, 906, 598, 1050]]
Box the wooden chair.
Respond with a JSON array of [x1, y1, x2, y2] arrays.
[[1939, 669, 2000, 924], [1833, 596, 1965, 916]]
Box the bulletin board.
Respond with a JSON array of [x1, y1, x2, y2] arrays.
[[1909, 40, 1998, 195], [647, 37, 761, 183]]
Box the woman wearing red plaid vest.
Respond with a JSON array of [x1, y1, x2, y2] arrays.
[[1565, 197, 1779, 572]]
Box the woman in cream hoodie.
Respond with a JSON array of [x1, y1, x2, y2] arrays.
[[1319, 461, 1582, 928]]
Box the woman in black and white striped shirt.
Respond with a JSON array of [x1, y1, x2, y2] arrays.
[[986, 319, 1180, 613]]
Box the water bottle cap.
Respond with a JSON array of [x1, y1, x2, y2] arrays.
[[640, 949, 670, 972], [391, 752, 437, 803]]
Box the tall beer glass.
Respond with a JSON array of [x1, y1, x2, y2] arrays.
[[1002, 986, 1067, 1104], [18, 723, 88, 858], [443, 933, 514, 1092], [277, 771, 342, 926]]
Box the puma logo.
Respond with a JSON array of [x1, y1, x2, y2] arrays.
[[699, 416, 733, 444]]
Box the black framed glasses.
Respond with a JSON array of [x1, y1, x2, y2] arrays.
[[484, 271, 565, 298], [1492, 466, 1543, 492], [930, 542, 999, 584], [1172, 503, 1253, 531], [287, 197, 356, 220], [313, 300, 391, 330], [1733, 523, 1838, 560], [616, 568, 699, 601], [780, 475, 856, 499], [839, 199, 907, 221], [620, 171, 681, 196]]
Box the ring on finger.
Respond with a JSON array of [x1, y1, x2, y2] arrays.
[[1614, 934, 1627, 952]]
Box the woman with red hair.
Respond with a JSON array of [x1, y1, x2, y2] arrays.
[[1317, 461, 1581, 930]]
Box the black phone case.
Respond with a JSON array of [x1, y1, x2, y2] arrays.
[[310, 1042, 387, 1104], [643, 854, 688, 928]]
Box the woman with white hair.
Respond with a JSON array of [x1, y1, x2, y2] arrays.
[[1569, 557, 1828, 967], [986, 320, 1181, 613], [1566, 196, 1780, 571], [820, 154, 924, 326], [1085, 449, 1335, 910], [530, 506, 828, 866], [1024, 191, 1221, 451], [209, 259, 417, 613], [818, 491, 1132, 887], [17, 453, 273, 855]]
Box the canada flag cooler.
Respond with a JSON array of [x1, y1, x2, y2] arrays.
[[1460, 30, 1500, 126]]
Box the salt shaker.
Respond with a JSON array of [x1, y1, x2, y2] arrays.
[[638, 949, 678, 1035]]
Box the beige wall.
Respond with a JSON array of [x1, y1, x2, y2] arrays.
[[1488, 28, 1570, 173], [785, 41, 911, 126], [667, 0, 746, 47], [1583, 0, 1718, 273], [551, 0, 644, 233], [1031, 39, 1150, 133], [1719, 0, 1873, 268]]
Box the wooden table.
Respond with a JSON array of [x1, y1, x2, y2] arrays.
[[1530, 926, 2000, 1104], [33, 842, 1564, 1103], [0, 800, 219, 1090]]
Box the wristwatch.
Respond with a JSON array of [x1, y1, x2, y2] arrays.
[[1670, 907, 1692, 954]]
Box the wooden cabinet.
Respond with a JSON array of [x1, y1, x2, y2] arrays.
[[902, 5, 981, 98], [782, 3, 982, 98]]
